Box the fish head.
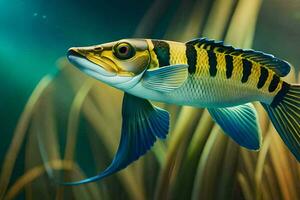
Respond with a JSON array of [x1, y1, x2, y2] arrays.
[[67, 39, 151, 90]]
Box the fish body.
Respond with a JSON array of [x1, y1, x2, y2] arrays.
[[66, 38, 299, 185], [126, 39, 286, 108]]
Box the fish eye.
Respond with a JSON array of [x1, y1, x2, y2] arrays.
[[113, 42, 135, 60]]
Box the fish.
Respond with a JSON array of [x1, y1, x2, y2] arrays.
[[66, 38, 300, 185]]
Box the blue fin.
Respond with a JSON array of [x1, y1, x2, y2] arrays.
[[62, 93, 170, 185], [262, 84, 300, 162], [207, 103, 262, 150], [142, 64, 188, 92]]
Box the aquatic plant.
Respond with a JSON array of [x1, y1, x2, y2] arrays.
[[1, 0, 299, 199]]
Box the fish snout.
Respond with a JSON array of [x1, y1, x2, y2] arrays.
[[67, 47, 85, 59], [67, 46, 118, 78], [68, 45, 104, 57]]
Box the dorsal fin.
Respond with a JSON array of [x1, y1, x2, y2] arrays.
[[186, 38, 291, 77]]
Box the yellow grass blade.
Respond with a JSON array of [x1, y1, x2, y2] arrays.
[[154, 107, 202, 200], [0, 76, 53, 199], [191, 125, 226, 200], [64, 80, 94, 160]]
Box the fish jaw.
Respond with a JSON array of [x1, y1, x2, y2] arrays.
[[67, 48, 142, 90], [67, 48, 116, 76]]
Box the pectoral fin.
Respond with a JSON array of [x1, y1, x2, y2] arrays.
[[142, 64, 189, 92], [208, 103, 262, 150], [63, 93, 170, 185]]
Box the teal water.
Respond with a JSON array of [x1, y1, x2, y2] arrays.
[[0, 0, 154, 163]]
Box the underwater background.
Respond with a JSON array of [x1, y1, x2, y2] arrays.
[[0, 0, 300, 199]]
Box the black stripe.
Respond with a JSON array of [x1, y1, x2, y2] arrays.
[[152, 40, 170, 67], [268, 74, 280, 92], [225, 55, 233, 78], [208, 51, 217, 77], [271, 82, 290, 107], [241, 59, 252, 83], [186, 43, 197, 74], [257, 67, 269, 89]]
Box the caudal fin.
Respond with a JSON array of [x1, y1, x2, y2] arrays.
[[262, 83, 300, 162]]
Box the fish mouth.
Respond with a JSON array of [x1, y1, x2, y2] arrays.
[[67, 48, 116, 77], [67, 48, 84, 59], [67, 48, 136, 86]]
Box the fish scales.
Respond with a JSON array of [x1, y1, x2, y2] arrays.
[[156, 40, 284, 107]]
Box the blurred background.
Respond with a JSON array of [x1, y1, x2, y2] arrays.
[[0, 0, 300, 199]]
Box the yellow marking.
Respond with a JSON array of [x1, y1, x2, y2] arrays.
[[231, 56, 243, 81], [260, 69, 283, 97], [146, 39, 154, 50], [215, 53, 226, 78], [247, 62, 261, 86], [195, 47, 210, 76], [262, 70, 275, 92], [168, 41, 188, 65], [262, 69, 275, 93], [146, 40, 159, 69]]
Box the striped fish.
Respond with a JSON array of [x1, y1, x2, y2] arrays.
[[66, 38, 299, 185]]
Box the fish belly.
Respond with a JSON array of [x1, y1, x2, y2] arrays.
[[165, 75, 272, 108]]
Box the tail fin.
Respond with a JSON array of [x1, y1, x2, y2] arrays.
[[262, 83, 300, 162]]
